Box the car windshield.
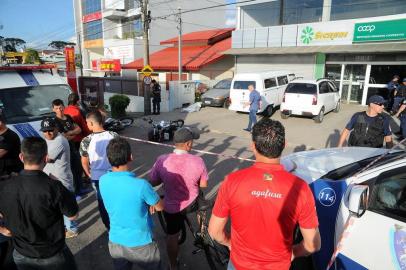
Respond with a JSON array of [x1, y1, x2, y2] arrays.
[[233, 81, 255, 90], [321, 151, 406, 180], [285, 83, 317, 94], [0, 84, 71, 124], [213, 79, 231, 89]]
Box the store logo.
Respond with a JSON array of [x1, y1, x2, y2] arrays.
[[301, 26, 314, 44], [357, 25, 376, 32]]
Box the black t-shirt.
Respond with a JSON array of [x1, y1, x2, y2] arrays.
[[55, 115, 75, 134], [0, 128, 23, 175], [0, 170, 78, 258], [396, 85, 406, 98], [152, 84, 161, 100]]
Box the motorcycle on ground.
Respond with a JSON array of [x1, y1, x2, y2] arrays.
[[144, 118, 184, 142]]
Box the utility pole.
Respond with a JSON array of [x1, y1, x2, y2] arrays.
[[77, 32, 84, 76], [141, 0, 151, 115], [177, 7, 182, 88]]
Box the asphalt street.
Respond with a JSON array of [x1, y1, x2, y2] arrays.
[[67, 104, 402, 270]]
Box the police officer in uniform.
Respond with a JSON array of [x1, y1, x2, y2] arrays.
[[395, 98, 406, 140], [151, 80, 161, 115], [338, 95, 393, 149]]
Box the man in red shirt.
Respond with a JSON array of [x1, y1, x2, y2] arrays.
[[208, 118, 321, 270], [64, 93, 90, 146]]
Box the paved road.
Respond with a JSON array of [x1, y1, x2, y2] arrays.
[[67, 104, 402, 269]]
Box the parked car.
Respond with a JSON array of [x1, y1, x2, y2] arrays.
[[228, 71, 295, 116], [281, 146, 406, 270], [201, 78, 232, 108], [280, 78, 340, 123]]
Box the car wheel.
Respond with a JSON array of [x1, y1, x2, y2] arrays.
[[281, 112, 289, 119], [263, 105, 274, 117], [223, 98, 230, 109], [314, 107, 325, 123]]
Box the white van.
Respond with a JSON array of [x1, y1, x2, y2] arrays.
[[228, 71, 295, 115], [0, 65, 73, 139]]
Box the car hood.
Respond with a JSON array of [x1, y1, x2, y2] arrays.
[[202, 88, 229, 99], [281, 147, 387, 184]]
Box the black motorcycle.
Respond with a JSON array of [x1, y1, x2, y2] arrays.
[[144, 118, 184, 142]]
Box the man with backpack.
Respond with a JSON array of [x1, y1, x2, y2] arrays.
[[338, 95, 393, 148]]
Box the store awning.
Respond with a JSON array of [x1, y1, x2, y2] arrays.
[[225, 42, 406, 55]]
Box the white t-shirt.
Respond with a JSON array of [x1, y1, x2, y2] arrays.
[[80, 131, 118, 181]]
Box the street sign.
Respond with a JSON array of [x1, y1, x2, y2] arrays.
[[143, 76, 152, 85], [141, 65, 154, 76]]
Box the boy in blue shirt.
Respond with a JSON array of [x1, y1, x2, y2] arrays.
[[100, 138, 165, 270]]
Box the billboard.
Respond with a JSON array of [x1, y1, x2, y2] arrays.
[[353, 18, 406, 43], [92, 59, 121, 72]]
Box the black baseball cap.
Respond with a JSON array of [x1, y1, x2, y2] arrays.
[[174, 127, 200, 143], [40, 118, 57, 132]]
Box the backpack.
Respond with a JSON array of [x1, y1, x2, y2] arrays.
[[348, 112, 385, 148]]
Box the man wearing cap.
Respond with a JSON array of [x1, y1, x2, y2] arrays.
[[150, 127, 208, 270], [387, 75, 400, 112], [392, 78, 406, 114], [41, 118, 78, 238], [338, 95, 393, 148]]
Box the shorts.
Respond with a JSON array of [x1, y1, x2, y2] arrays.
[[163, 192, 206, 235]]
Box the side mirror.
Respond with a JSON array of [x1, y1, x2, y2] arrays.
[[348, 185, 369, 217]]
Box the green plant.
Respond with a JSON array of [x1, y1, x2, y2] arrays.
[[109, 95, 130, 118]]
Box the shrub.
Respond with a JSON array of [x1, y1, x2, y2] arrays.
[[109, 95, 130, 118]]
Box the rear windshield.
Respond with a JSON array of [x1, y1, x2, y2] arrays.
[[233, 81, 256, 90], [285, 83, 317, 94], [213, 79, 232, 89]]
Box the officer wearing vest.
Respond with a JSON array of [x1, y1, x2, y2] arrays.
[[338, 95, 393, 149], [394, 98, 406, 140]]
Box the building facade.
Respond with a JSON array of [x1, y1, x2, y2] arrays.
[[228, 0, 406, 105], [73, 0, 235, 76]]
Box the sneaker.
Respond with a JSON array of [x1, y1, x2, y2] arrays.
[[243, 128, 251, 132], [65, 230, 78, 239]]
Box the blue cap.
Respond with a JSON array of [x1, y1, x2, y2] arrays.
[[367, 95, 386, 105]]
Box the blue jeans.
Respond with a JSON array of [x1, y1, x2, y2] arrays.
[[92, 181, 110, 230], [13, 245, 77, 270], [247, 109, 257, 130]]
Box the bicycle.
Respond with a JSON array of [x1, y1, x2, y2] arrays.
[[157, 185, 230, 270]]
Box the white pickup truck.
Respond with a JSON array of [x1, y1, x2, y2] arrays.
[[0, 65, 72, 138]]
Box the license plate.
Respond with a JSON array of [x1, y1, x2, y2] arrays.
[[291, 110, 302, 115], [164, 133, 170, 140], [205, 101, 211, 104]]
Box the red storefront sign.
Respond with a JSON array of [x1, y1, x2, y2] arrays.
[[65, 47, 78, 93], [82, 11, 102, 23], [92, 59, 121, 72]]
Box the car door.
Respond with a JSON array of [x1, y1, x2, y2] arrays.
[[277, 75, 289, 104], [333, 166, 406, 270], [328, 81, 340, 109], [319, 81, 333, 112], [263, 77, 278, 109]]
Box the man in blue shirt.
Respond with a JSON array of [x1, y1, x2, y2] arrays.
[[244, 84, 261, 132], [100, 138, 165, 270]]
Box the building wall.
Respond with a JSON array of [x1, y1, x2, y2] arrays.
[[198, 56, 235, 81], [235, 54, 316, 79]]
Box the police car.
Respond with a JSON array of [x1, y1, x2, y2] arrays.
[[281, 146, 406, 270], [0, 65, 72, 138]]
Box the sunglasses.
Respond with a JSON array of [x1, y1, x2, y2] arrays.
[[373, 103, 384, 106], [43, 130, 55, 133]]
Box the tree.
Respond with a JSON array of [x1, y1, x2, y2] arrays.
[[23, 48, 40, 64], [3, 38, 26, 52], [48, 41, 76, 50]]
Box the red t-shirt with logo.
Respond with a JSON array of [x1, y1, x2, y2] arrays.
[[212, 163, 318, 270]]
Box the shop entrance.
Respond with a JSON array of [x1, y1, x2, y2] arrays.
[[342, 65, 366, 104]]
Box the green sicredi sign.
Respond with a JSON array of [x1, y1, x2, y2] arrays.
[[353, 18, 406, 43]]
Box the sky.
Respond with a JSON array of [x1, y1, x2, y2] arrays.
[[0, 0, 76, 50]]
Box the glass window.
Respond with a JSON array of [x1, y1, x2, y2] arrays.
[[283, 0, 323, 25], [331, 0, 406, 21], [213, 79, 232, 89], [285, 83, 317, 94], [369, 167, 406, 222], [0, 85, 71, 124], [277, 76, 288, 86], [370, 65, 406, 85], [319, 81, 329, 94], [264, 78, 277, 88], [83, 0, 101, 15], [84, 20, 103, 40], [233, 81, 256, 90], [241, 1, 281, 28]]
